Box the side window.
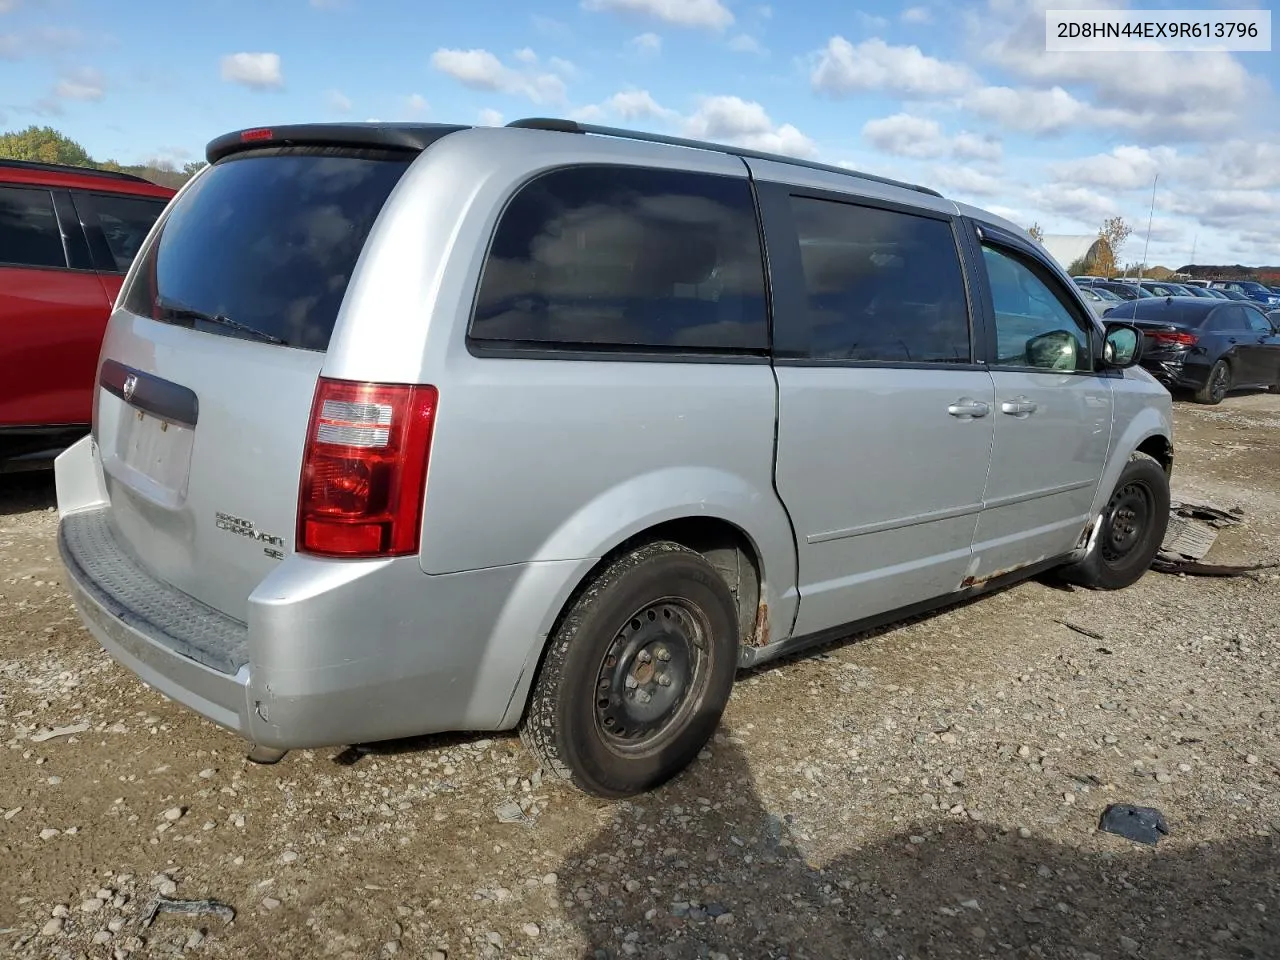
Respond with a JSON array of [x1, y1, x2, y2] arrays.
[[74, 193, 168, 272], [0, 186, 66, 269], [1243, 308, 1272, 333], [1216, 305, 1246, 329], [1205, 308, 1233, 332], [981, 244, 1090, 372], [788, 196, 970, 363], [470, 166, 767, 352]]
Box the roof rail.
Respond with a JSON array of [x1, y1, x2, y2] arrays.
[[0, 157, 153, 184], [505, 117, 944, 199]]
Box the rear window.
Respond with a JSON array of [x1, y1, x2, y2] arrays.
[[123, 147, 412, 350], [1108, 299, 1212, 326], [74, 192, 169, 272], [470, 165, 768, 353]]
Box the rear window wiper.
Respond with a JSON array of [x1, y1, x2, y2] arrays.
[[154, 297, 289, 346]]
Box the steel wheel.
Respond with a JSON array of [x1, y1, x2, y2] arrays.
[[1100, 479, 1155, 565], [593, 598, 711, 754]]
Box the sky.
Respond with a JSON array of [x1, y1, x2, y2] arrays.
[[1, 0, 1277, 267]]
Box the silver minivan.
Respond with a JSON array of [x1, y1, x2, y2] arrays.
[[55, 119, 1173, 797]]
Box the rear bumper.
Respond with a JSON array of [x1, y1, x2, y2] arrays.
[[1139, 358, 1210, 392], [54, 435, 578, 750]]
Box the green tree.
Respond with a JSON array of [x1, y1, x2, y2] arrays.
[[183, 160, 208, 178], [0, 125, 94, 166], [1066, 257, 1090, 276]]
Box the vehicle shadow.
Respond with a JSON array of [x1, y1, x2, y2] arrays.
[[0, 470, 57, 517], [555, 739, 1279, 960]]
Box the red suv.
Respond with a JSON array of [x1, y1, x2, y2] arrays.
[[1, 159, 174, 470]]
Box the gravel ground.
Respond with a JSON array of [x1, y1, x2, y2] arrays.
[[2, 393, 1278, 960]]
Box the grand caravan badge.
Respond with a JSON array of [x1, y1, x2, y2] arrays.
[[215, 512, 286, 560]]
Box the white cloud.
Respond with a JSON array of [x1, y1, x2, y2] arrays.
[[1030, 183, 1119, 226], [811, 37, 975, 98], [683, 95, 815, 157], [972, 0, 1263, 139], [405, 93, 428, 114], [855, 12, 890, 30], [431, 47, 566, 104], [902, 6, 933, 23], [549, 56, 578, 77], [326, 89, 352, 113], [220, 52, 283, 90], [54, 67, 104, 101], [606, 89, 678, 120], [0, 0, 19, 12], [630, 32, 661, 56], [477, 108, 504, 127], [1049, 145, 1167, 191], [963, 85, 1092, 134], [513, 47, 538, 65], [862, 113, 947, 159], [728, 34, 765, 54], [951, 131, 1002, 163], [581, 0, 733, 31], [1, 25, 84, 60], [930, 165, 1003, 197]]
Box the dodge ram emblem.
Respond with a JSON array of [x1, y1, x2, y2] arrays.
[[123, 373, 138, 402]]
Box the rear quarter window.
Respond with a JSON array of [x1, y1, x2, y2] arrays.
[[470, 165, 768, 353], [74, 192, 169, 272]]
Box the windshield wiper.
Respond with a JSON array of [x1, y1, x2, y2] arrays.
[[154, 297, 288, 346]]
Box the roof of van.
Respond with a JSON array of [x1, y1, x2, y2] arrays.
[[205, 118, 946, 200]]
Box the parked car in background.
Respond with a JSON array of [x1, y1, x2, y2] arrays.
[[1078, 284, 1119, 318], [1078, 279, 1153, 301], [1214, 288, 1257, 303], [1200, 287, 1231, 299], [53, 118, 1172, 797], [1139, 281, 1197, 298], [1210, 280, 1280, 307], [1106, 296, 1280, 404], [1, 159, 174, 469], [1180, 285, 1219, 299]]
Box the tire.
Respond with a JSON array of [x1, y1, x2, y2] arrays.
[[520, 541, 739, 798], [1194, 359, 1231, 405], [1058, 454, 1171, 590]]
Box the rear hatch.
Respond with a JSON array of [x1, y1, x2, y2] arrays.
[[93, 128, 446, 622]]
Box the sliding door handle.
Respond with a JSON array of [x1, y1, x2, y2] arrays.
[[1000, 397, 1038, 417], [947, 398, 990, 419]]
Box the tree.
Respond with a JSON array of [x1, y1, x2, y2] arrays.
[[0, 125, 94, 166], [1066, 257, 1090, 276], [1092, 216, 1132, 277], [183, 160, 208, 178], [1027, 222, 1045, 243]]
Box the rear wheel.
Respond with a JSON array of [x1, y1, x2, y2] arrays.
[[1058, 454, 1170, 590], [1194, 359, 1231, 405], [520, 541, 739, 798]]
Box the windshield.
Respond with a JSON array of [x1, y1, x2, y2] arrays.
[[122, 147, 412, 350]]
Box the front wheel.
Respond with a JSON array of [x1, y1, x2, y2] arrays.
[[1194, 359, 1231, 405], [520, 541, 739, 798], [1058, 454, 1170, 590]]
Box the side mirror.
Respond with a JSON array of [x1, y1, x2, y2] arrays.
[[1025, 329, 1080, 371], [1101, 322, 1142, 368]]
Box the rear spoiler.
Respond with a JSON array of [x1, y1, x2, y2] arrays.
[[206, 123, 470, 164]]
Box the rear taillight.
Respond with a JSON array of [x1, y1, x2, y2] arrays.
[[297, 378, 438, 558], [1151, 331, 1198, 347]]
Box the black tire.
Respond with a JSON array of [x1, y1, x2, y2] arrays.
[[520, 541, 739, 798], [1194, 359, 1231, 405], [1058, 454, 1170, 590]]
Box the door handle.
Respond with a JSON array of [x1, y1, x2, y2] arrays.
[[947, 398, 990, 419], [1000, 396, 1038, 417]]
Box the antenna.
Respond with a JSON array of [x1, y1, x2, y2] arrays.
[[1140, 172, 1158, 278]]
